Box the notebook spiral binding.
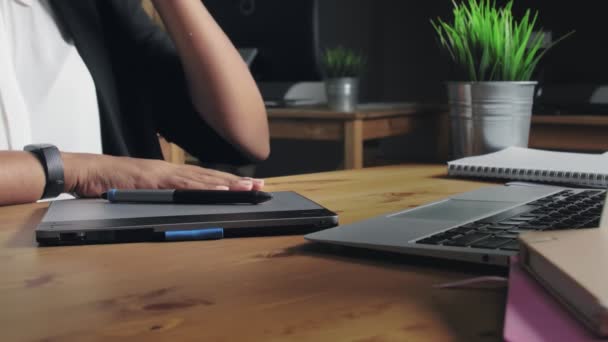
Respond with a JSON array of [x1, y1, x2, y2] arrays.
[[447, 164, 608, 188]]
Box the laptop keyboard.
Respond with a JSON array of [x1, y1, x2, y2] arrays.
[[416, 190, 606, 252]]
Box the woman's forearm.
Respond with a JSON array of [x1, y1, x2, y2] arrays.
[[0, 151, 84, 206], [151, 0, 270, 161], [0, 150, 264, 207], [0, 151, 52, 205]]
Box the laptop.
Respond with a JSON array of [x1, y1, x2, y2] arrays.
[[306, 185, 606, 267], [37, 191, 338, 245]]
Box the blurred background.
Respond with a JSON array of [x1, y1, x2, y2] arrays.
[[144, 0, 608, 177]]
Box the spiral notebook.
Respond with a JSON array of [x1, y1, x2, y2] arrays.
[[448, 147, 608, 188]]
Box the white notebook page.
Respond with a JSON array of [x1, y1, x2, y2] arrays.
[[449, 147, 608, 174]]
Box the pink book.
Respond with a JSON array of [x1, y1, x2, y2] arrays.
[[504, 256, 602, 342]]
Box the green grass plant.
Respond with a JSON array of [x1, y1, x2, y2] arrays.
[[431, 0, 572, 81], [321, 47, 366, 78]]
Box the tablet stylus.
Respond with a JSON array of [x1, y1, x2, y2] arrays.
[[101, 189, 273, 204]]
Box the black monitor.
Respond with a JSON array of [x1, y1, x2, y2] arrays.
[[204, 0, 322, 82]]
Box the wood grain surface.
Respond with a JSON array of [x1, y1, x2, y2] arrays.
[[0, 165, 506, 341]]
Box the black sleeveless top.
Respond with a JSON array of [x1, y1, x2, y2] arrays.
[[49, 0, 252, 166]]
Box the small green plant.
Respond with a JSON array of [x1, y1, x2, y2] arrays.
[[321, 47, 366, 79], [431, 0, 573, 81]]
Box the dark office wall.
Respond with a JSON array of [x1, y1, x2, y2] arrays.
[[320, 0, 455, 102], [257, 1, 454, 177], [257, 0, 605, 177], [257, 0, 377, 177], [317, 0, 378, 101], [514, 0, 608, 85], [369, 1, 454, 102], [250, 0, 604, 105], [315, 0, 455, 103], [318, 0, 607, 102]]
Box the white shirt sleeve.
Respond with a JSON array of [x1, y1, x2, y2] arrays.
[[0, 6, 32, 150], [0, 0, 102, 154]]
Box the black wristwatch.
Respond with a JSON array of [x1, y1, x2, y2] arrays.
[[23, 144, 65, 199]]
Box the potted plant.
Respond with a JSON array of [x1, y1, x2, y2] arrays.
[[431, 0, 572, 158], [321, 47, 366, 112]]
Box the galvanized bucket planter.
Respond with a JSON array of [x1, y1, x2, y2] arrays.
[[447, 81, 537, 159], [325, 77, 359, 112]]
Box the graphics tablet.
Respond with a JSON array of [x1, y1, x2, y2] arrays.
[[36, 191, 338, 245]]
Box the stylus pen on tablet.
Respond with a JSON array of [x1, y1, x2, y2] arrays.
[[101, 189, 273, 204]]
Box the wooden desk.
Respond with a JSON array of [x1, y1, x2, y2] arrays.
[[0, 165, 505, 341], [268, 105, 449, 170]]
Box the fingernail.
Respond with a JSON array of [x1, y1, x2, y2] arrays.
[[214, 185, 230, 191], [244, 177, 264, 186], [237, 180, 253, 187]]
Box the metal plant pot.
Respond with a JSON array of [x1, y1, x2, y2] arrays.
[[447, 82, 474, 159], [325, 77, 359, 112], [447, 81, 537, 159]]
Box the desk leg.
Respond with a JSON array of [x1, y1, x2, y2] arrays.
[[344, 119, 363, 169]]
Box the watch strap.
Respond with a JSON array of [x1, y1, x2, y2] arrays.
[[24, 144, 65, 199]]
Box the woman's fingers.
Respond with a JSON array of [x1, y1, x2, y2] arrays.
[[183, 164, 240, 182], [179, 164, 264, 191], [230, 179, 254, 191], [245, 177, 264, 190], [173, 167, 251, 191], [165, 175, 231, 191]]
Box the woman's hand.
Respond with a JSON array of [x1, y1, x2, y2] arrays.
[[63, 153, 263, 198]]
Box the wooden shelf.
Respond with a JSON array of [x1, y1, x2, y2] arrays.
[[530, 115, 608, 152], [532, 115, 608, 126]]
